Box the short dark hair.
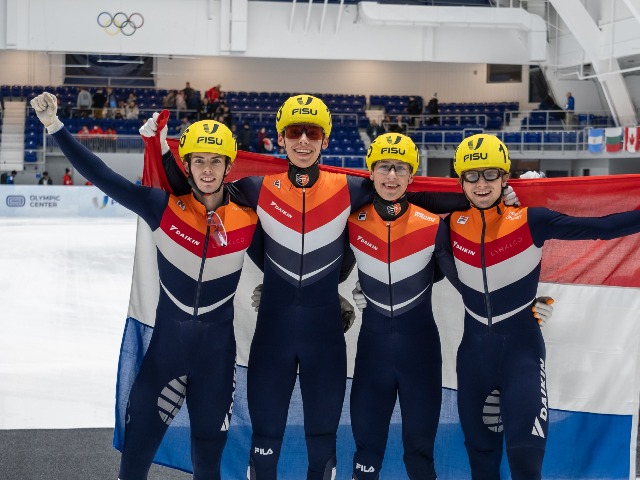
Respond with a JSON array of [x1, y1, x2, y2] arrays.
[[65, 168, 71, 173]]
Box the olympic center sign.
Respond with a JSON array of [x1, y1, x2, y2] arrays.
[[0, 186, 135, 218]]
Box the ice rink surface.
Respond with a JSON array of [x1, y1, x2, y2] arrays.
[[0, 217, 138, 429]]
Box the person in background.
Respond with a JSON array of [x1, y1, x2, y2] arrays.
[[38, 171, 53, 185], [206, 84, 221, 104], [63, 167, 73, 186], [237, 122, 254, 151], [162, 89, 177, 109], [125, 101, 140, 120], [176, 90, 187, 117], [76, 87, 92, 118], [77, 125, 90, 138], [104, 87, 118, 118], [386, 115, 407, 134], [183, 81, 194, 103], [407, 96, 422, 127], [256, 127, 268, 153], [198, 97, 215, 121], [427, 93, 439, 126], [92, 88, 106, 119], [105, 126, 118, 152], [6, 170, 17, 184], [365, 119, 385, 142], [176, 117, 191, 136], [564, 92, 575, 130]]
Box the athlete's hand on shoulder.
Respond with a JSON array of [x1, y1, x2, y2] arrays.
[[352, 281, 367, 312], [502, 185, 519, 207], [251, 284, 263, 312], [30, 92, 63, 133], [533, 296, 554, 327], [339, 294, 356, 333], [139, 112, 170, 154]]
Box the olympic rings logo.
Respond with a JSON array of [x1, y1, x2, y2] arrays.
[[97, 12, 144, 36]]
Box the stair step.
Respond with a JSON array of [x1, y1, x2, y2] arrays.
[[1, 153, 25, 162], [1, 133, 25, 142], [2, 125, 24, 134]]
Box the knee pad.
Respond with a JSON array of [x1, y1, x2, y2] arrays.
[[506, 445, 544, 480], [403, 453, 436, 480], [249, 436, 282, 480]]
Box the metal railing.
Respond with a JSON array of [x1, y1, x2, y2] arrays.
[[45, 134, 145, 155], [408, 128, 589, 153]]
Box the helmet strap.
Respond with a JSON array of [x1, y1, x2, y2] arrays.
[[287, 158, 320, 188], [372, 191, 409, 221]]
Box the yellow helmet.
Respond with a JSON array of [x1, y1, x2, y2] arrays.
[[178, 120, 237, 162], [365, 133, 420, 174], [276, 95, 332, 137], [453, 133, 510, 176]]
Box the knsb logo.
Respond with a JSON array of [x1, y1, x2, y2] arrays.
[[387, 203, 401, 216], [273, 179, 281, 189], [385, 135, 402, 145], [254, 447, 274, 455], [355, 463, 375, 473], [296, 173, 309, 186]]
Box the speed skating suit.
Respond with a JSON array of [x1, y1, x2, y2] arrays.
[[446, 202, 640, 480], [52, 127, 258, 480], [347, 201, 460, 480]]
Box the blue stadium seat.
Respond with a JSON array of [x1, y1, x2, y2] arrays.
[[24, 150, 37, 162], [345, 157, 364, 169]]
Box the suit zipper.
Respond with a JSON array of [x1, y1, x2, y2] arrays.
[[480, 210, 492, 329], [193, 213, 212, 320]]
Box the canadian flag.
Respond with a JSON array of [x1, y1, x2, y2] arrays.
[[624, 126, 639, 153]]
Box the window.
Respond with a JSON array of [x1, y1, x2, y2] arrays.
[[487, 64, 522, 83]]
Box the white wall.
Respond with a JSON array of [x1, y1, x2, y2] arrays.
[[0, 0, 545, 64]]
